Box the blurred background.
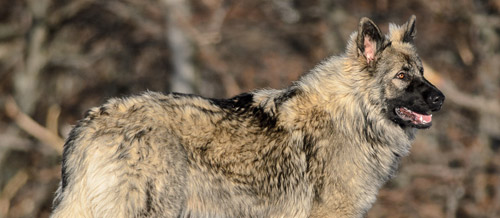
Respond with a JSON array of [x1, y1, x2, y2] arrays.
[[0, 0, 499, 217]]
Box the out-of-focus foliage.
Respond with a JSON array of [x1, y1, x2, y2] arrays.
[[0, 0, 499, 217]]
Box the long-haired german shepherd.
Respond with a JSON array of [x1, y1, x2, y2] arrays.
[[52, 15, 444, 218]]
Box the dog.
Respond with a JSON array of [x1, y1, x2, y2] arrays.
[[51, 15, 444, 218]]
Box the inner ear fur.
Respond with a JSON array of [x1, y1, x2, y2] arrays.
[[356, 17, 385, 64], [403, 15, 417, 43]]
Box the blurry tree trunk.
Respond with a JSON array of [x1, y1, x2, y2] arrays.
[[163, 0, 197, 94], [13, 0, 50, 114]]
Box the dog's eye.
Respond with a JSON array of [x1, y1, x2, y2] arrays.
[[396, 72, 406, 79]]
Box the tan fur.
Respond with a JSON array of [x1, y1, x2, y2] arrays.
[[52, 16, 440, 218]]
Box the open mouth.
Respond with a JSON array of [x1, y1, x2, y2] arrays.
[[395, 107, 432, 126]]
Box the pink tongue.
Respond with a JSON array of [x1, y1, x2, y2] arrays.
[[411, 111, 432, 124]]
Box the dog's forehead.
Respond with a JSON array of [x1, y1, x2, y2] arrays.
[[388, 43, 423, 75]]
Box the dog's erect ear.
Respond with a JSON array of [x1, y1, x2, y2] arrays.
[[357, 17, 385, 64], [403, 15, 417, 43]]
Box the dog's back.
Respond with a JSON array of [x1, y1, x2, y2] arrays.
[[52, 91, 314, 217]]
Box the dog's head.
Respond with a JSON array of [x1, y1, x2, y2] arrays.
[[356, 15, 445, 129]]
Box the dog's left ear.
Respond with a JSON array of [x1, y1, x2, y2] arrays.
[[357, 17, 385, 64], [403, 15, 417, 43]]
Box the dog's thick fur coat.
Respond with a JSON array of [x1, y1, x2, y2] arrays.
[[52, 16, 444, 218]]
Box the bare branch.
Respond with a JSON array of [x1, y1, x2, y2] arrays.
[[46, 104, 61, 136], [47, 0, 94, 26], [423, 62, 500, 117], [0, 169, 29, 217], [5, 96, 64, 154]]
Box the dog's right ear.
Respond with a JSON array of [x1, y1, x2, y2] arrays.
[[402, 15, 417, 43], [357, 17, 385, 64]]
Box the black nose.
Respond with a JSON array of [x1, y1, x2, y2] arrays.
[[427, 92, 445, 111]]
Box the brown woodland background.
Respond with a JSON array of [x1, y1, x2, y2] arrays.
[[0, 0, 499, 217]]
